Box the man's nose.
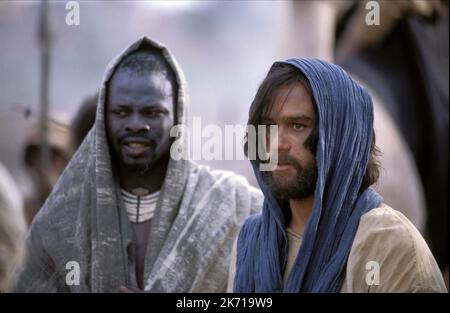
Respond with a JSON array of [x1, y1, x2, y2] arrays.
[[272, 127, 291, 152], [125, 115, 150, 134]]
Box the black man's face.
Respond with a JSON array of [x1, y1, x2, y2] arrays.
[[106, 69, 175, 171]]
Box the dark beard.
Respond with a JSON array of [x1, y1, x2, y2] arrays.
[[266, 155, 318, 200]]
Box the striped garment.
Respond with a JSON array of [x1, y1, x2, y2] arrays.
[[120, 189, 160, 224]]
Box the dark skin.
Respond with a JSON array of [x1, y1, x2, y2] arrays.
[[106, 65, 175, 293], [106, 68, 175, 194]]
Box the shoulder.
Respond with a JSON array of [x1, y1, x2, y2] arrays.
[[343, 203, 447, 292], [31, 137, 97, 229], [354, 203, 428, 258], [356, 204, 419, 246], [195, 163, 263, 202], [27, 164, 91, 245], [195, 163, 253, 188]]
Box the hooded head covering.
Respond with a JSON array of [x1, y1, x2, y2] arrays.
[[15, 37, 263, 292], [234, 58, 383, 293]]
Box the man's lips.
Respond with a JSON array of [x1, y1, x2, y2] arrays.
[[274, 162, 294, 171], [121, 138, 152, 156]]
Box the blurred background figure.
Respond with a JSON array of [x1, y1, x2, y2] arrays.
[[7, 95, 96, 227], [0, 0, 447, 287], [21, 117, 73, 225], [71, 93, 97, 149], [0, 162, 26, 292], [335, 0, 449, 283]]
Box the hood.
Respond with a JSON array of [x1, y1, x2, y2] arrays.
[[235, 58, 383, 293], [89, 36, 192, 291], [252, 58, 377, 230], [95, 35, 188, 154]]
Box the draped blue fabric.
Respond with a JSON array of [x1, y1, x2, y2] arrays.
[[234, 58, 383, 293]]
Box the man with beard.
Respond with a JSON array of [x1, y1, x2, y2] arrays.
[[227, 59, 446, 292], [15, 37, 262, 292]]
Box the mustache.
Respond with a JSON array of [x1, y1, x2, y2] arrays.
[[277, 154, 299, 165], [267, 153, 301, 168], [118, 134, 156, 146]]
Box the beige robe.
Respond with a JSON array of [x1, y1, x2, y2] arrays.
[[227, 203, 447, 293]]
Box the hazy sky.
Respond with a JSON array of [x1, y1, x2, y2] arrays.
[[0, 0, 290, 184]]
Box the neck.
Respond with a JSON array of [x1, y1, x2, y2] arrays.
[[287, 195, 314, 235], [117, 154, 170, 194]]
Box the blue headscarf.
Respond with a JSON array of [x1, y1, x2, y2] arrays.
[[234, 58, 383, 293]]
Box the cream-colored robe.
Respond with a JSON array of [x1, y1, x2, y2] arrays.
[[227, 203, 447, 293]]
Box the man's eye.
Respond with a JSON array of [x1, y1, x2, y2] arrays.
[[290, 123, 305, 130], [144, 110, 164, 117], [113, 110, 127, 117]]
